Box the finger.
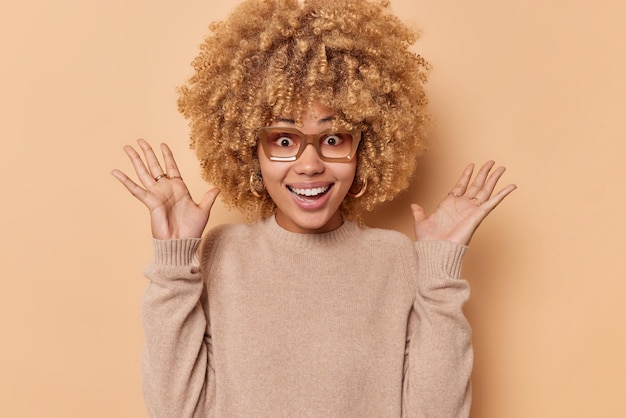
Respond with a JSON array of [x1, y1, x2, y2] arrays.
[[449, 163, 475, 197], [477, 183, 517, 213], [198, 188, 221, 214], [410, 203, 427, 224], [111, 169, 150, 204], [137, 138, 166, 179], [464, 160, 495, 198], [160, 143, 183, 179], [471, 165, 507, 204], [123, 145, 159, 188], [483, 165, 508, 195]]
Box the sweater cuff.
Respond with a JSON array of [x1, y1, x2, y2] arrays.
[[414, 240, 467, 280], [152, 238, 202, 266]]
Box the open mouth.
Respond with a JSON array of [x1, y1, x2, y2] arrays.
[[287, 185, 332, 201]]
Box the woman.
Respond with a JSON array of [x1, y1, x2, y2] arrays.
[[112, 0, 516, 416]]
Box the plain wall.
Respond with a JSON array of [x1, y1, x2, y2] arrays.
[[1, 0, 624, 416]]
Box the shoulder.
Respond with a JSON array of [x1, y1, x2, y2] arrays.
[[204, 222, 253, 241], [354, 223, 414, 250], [202, 223, 259, 248], [199, 222, 256, 261], [348, 223, 418, 270], [350, 223, 419, 297]]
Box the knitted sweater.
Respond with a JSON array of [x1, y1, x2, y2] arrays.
[[142, 216, 473, 417]]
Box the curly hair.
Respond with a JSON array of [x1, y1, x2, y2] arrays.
[[178, 0, 430, 222]]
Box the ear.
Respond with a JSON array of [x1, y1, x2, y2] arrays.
[[348, 176, 367, 198]]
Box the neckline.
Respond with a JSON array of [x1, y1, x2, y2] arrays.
[[264, 215, 359, 248]]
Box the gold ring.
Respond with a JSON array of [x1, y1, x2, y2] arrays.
[[448, 191, 460, 198], [154, 174, 169, 181], [471, 197, 483, 204]]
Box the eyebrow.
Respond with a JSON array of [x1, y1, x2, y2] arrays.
[[276, 116, 335, 125]]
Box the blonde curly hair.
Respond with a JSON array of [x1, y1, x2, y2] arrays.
[[178, 0, 430, 222]]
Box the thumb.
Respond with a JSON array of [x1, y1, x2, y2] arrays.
[[410, 203, 426, 224], [199, 188, 221, 214]]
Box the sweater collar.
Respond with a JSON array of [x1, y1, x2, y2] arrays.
[[263, 215, 359, 249]]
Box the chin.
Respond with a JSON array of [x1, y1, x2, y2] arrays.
[[278, 210, 343, 234]]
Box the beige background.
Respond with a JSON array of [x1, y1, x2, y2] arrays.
[[1, 0, 624, 416]]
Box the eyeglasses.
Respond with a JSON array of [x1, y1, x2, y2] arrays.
[[258, 127, 361, 162]]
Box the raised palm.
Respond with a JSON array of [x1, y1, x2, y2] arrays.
[[411, 161, 516, 246], [112, 139, 219, 240]]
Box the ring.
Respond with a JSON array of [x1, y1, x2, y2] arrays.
[[448, 192, 460, 198], [154, 174, 169, 181], [471, 197, 483, 204], [169, 175, 182, 180]]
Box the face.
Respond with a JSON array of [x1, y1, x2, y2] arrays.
[[258, 104, 357, 234]]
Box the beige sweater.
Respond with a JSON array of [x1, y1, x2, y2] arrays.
[[142, 216, 472, 417]]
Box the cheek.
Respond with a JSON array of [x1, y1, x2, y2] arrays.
[[258, 153, 288, 187], [330, 162, 358, 195], [256, 145, 266, 170], [257, 147, 272, 178], [343, 162, 358, 183]]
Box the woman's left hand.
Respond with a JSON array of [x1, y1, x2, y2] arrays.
[[411, 161, 517, 246]]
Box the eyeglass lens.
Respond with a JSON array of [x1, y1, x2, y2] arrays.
[[264, 130, 354, 159]]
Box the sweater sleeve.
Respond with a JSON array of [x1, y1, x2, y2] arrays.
[[402, 240, 473, 418], [141, 238, 215, 418]]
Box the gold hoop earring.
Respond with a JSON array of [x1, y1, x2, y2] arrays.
[[348, 177, 367, 198], [249, 172, 264, 198]]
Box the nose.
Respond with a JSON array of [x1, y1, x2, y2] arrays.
[[293, 143, 325, 175]]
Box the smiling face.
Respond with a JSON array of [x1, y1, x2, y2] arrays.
[[258, 104, 357, 234]]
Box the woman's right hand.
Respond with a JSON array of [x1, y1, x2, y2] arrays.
[[111, 138, 220, 240]]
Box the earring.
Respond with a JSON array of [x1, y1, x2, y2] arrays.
[[348, 177, 368, 198], [249, 172, 265, 198]]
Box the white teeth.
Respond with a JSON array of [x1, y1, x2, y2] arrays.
[[289, 186, 329, 196]]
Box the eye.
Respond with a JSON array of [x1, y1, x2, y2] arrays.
[[274, 135, 295, 147], [322, 134, 343, 147]]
